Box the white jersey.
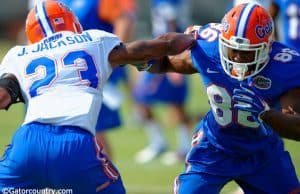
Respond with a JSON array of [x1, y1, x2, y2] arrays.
[[0, 30, 121, 134]]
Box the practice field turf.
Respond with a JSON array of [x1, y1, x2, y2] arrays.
[[0, 40, 299, 194]]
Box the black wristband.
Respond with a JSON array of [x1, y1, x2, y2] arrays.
[[0, 75, 23, 109]]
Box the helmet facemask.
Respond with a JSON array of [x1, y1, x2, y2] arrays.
[[219, 35, 270, 81]]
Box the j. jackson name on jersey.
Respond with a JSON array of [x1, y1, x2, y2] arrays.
[[17, 31, 93, 56]]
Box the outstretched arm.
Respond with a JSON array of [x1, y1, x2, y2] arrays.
[[145, 25, 201, 74], [108, 32, 195, 68]]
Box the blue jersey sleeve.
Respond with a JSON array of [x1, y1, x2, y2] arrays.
[[265, 41, 300, 98], [191, 23, 221, 74], [273, 50, 300, 90]]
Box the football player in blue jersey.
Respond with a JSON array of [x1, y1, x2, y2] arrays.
[[0, 1, 194, 193], [145, 3, 300, 194], [270, 0, 300, 52], [57, 0, 136, 159]]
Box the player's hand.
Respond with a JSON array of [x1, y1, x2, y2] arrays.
[[232, 81, 270, 123]]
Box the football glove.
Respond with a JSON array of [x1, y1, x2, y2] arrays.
[[233, 81, 270, 123]]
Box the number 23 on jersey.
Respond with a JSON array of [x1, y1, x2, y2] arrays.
[[25, 50, 99, 97]]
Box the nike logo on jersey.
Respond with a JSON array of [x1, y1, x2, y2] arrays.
[[206, 68, 219, 74]]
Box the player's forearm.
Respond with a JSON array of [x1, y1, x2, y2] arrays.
[[147, 56, 172, 73], [148, 50, 197, 74], [261, 109, 300, 141], [155, 32, 195, 55], [110, 33, 195, 68], [128, 33, 194, 60], [0, 87, 12, 110]]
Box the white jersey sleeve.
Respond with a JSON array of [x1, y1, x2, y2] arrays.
[[87, 29, 121, 87]]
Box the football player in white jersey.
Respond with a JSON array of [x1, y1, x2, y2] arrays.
[[0, 1, 194, 193]]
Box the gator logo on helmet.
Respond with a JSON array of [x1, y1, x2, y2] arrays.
[[253, 75, 271, 90], [255, 21, 273, 39]]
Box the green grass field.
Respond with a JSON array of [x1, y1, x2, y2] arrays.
[[0, 40, 299, 194]]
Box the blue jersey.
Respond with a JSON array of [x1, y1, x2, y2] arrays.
[[273, 0, 300, 52], [191, 23, 300, 155], [174, 23, 300, 194]]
